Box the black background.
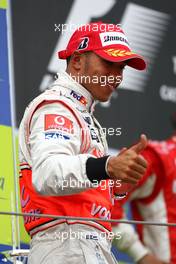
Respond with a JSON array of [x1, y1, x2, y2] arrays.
[[11, 0, 176, 149]]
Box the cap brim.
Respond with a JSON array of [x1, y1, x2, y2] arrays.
[[94, 49, 146, 71]]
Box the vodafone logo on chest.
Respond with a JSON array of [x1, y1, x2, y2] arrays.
[[99, 32, 130, 48], [44, 114, 73, 132]]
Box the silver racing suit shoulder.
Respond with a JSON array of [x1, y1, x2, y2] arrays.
[[19, 75, 108, 196]]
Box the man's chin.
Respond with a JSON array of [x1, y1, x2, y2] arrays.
[[97, 95, 112, 102]]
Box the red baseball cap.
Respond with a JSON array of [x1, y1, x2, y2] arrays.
[[58, 22, 146, 70]]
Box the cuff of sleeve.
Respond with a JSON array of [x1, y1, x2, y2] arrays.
[[86, 156, 111, 183], [127, 240, 149, 262], [114, 193, 127, 199], [105, 155, 112, 177]]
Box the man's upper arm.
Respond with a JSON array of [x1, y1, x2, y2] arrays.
[[29, 102, 94, 196]]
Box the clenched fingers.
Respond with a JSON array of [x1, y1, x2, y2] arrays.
[[136, 154, 148, 168], [130, 161, 147, 175], [119, 174, 140, 185]]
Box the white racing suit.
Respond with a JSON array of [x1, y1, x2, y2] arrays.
[[19, 70, 117, 264]]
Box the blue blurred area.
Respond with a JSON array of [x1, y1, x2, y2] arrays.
[[0, 243, 29, 253], [0, 9, 11, 126], [0, 253, 12, 264], [0, 244, 12, 252], [0, 243, 29, 264], [112, 245, 134, 264], [112, 202, 135, 264]]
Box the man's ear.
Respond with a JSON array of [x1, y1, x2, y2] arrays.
[[71, 52, 83, 70]]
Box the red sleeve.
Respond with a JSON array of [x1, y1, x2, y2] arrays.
[[136, 145, 163, 188], [111, 145, 163, 224]]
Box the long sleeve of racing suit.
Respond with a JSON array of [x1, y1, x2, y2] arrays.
[[19, 102, 108, 196], [111, 146, 161, 262]]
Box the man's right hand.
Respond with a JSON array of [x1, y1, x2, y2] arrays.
[[138, 254, 169, 264], [107, 134, 148, 184]]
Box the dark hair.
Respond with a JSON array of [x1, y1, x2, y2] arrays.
[[66, 56, 71, 66]]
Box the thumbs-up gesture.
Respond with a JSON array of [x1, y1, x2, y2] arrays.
[[107, 134, 148, 184]]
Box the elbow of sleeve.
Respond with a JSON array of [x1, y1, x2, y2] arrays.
[[32, 153, 102, 196], [32, 152, 71, 195], [32, 169, 60, 196], [32, 158, 55, 195], [31, 154, 92, 196], [32, 170, 46, 195]]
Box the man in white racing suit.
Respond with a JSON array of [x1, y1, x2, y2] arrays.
[[19, 22, 148, 264]]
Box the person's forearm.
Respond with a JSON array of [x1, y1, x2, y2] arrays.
[[32, 153, 95, 195]]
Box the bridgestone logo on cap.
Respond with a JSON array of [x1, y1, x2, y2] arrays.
[[77, 37, 89, 50], [104, 36, 128, 44], [99, 32, 130, 48]]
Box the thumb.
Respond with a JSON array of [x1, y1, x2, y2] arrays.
[[118, 147, 127, 155], [130, 134, 148, 154]]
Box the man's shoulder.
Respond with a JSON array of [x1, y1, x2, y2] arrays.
[[26, 87, 74, 112]]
